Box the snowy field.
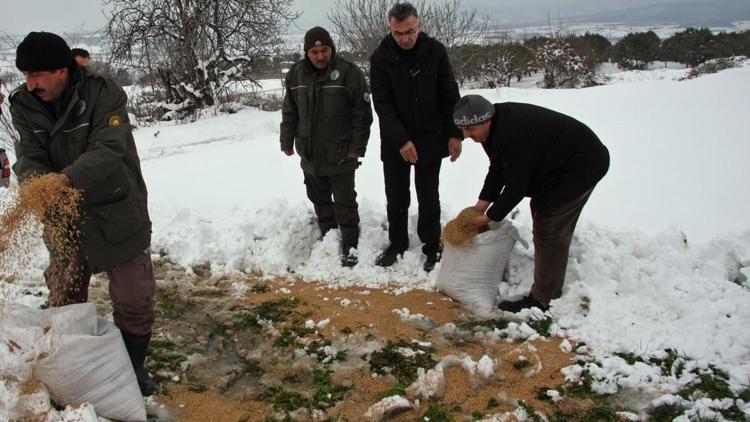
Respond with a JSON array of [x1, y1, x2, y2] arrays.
[[1, 61, 750, 419]]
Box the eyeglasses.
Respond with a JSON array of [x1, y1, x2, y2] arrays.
[[391, 27, 419, 38]]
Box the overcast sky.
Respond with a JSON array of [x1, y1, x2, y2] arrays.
[[2, 0, 703, 36]]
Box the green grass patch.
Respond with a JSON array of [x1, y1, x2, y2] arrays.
[[422, 403, 454, 421], [156, 292, 188, 319], [379, 385, 407, 400], [679, 365, 733, 400], [648, 402, 687, 421], [518, 401, 543, 422], [254, 298, 301, 322], [369, 340, 437, 386], [526, 315, 553, 336], [311, 368, 348, 409], [267, 386, 308, 412], [243, 362, 263, 376]]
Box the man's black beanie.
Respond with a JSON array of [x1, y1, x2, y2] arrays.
[[453, 94, 495, 128], [304, 26, 335, 54], [16, 32, 73, 72]]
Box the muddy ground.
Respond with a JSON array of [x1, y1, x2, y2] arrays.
[[83, 258, 602, 422]]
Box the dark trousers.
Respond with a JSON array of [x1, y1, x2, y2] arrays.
[[530, 188, 594, 305], [304, 171, 359, 228], [44, 246, 156, 337], [382, 158, 442, 255]]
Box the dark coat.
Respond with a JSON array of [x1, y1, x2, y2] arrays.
[[480, 102, 610, 221], [370, 33, 462, 164], [10, 65, 151, 272], [280, 55, 372, 176]]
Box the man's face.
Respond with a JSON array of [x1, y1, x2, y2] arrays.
[[389, 15, 420, 50], [461, 120, 492, 143], [74, 55, 91, 67], [307, 45, 332, 69], [23, 68, 69, 102]]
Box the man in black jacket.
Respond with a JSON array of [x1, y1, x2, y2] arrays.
[[280, 27, 373, 267], [454, 95, 610, 312], [370, 2, 462, 272]]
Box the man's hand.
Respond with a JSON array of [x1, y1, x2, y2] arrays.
[[399, 140, 418, 164], [282, 148, 294, 156], [448, 137, 462, 162], [474, 199, 490, 212], [468, 214, 491, 230], [347, 152, 359, 161]]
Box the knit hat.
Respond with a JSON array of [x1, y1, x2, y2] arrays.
[[16, 32, 73, 72], [304, 26, 335, 54], [453, 95, 495, 127]]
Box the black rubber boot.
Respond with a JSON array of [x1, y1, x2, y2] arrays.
[[340, 225, 360, 267], [318, 221, 338, 240], [122, 333, 159, 396]]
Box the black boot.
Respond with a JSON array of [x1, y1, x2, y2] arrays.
[[375, 244, 408, 267], [340, 225, 359, 267], [122, 333, 159, 396], [318, 221, 338, 240]]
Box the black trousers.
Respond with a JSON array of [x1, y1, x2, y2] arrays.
[[382, 158, 442, 255], [304, 171, 359, 228]]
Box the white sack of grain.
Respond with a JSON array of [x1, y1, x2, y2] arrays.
[[436, 221, 527, 314], [0, 302, 146, 421]]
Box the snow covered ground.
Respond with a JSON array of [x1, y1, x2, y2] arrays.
[[1, 61, 749, 419]]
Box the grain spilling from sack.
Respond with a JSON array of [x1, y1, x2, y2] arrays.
[[0, 174, 82, 278], [442, 207, 488, 245]]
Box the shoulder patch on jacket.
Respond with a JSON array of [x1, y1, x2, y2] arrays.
[[108, 114, 123, 127]]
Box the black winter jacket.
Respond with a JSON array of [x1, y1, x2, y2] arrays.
[[370, 33, 462, 163], [480, 103, 610, 221], [280, 56, 372, 176]]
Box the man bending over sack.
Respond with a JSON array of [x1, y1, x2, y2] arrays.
[[454, 94, 609, 312]]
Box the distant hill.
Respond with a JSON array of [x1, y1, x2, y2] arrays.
[[570, 0, 750, 26], [498, 0, 750, 28]]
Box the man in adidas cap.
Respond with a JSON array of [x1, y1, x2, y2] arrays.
[[454, 94, 610, 313]]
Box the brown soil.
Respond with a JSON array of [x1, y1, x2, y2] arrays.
[[150, 275, 574, 421]]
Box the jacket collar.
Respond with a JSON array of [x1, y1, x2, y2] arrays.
[[304, 54, 339, 82], [12, 63, 87, 135]]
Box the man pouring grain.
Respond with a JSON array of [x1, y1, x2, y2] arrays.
[[280, 26, 373, 267], [454, 95, 609, 313], [9, 32, 157, 396]]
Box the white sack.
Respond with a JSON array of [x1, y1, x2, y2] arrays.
[[0, 302, 147, 421], [436, 221, 527, 314]]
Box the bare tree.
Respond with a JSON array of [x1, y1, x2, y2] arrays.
[[103, 0, 297, 119], [327, 0, 487, 61], [535, 38, 596, 89]]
